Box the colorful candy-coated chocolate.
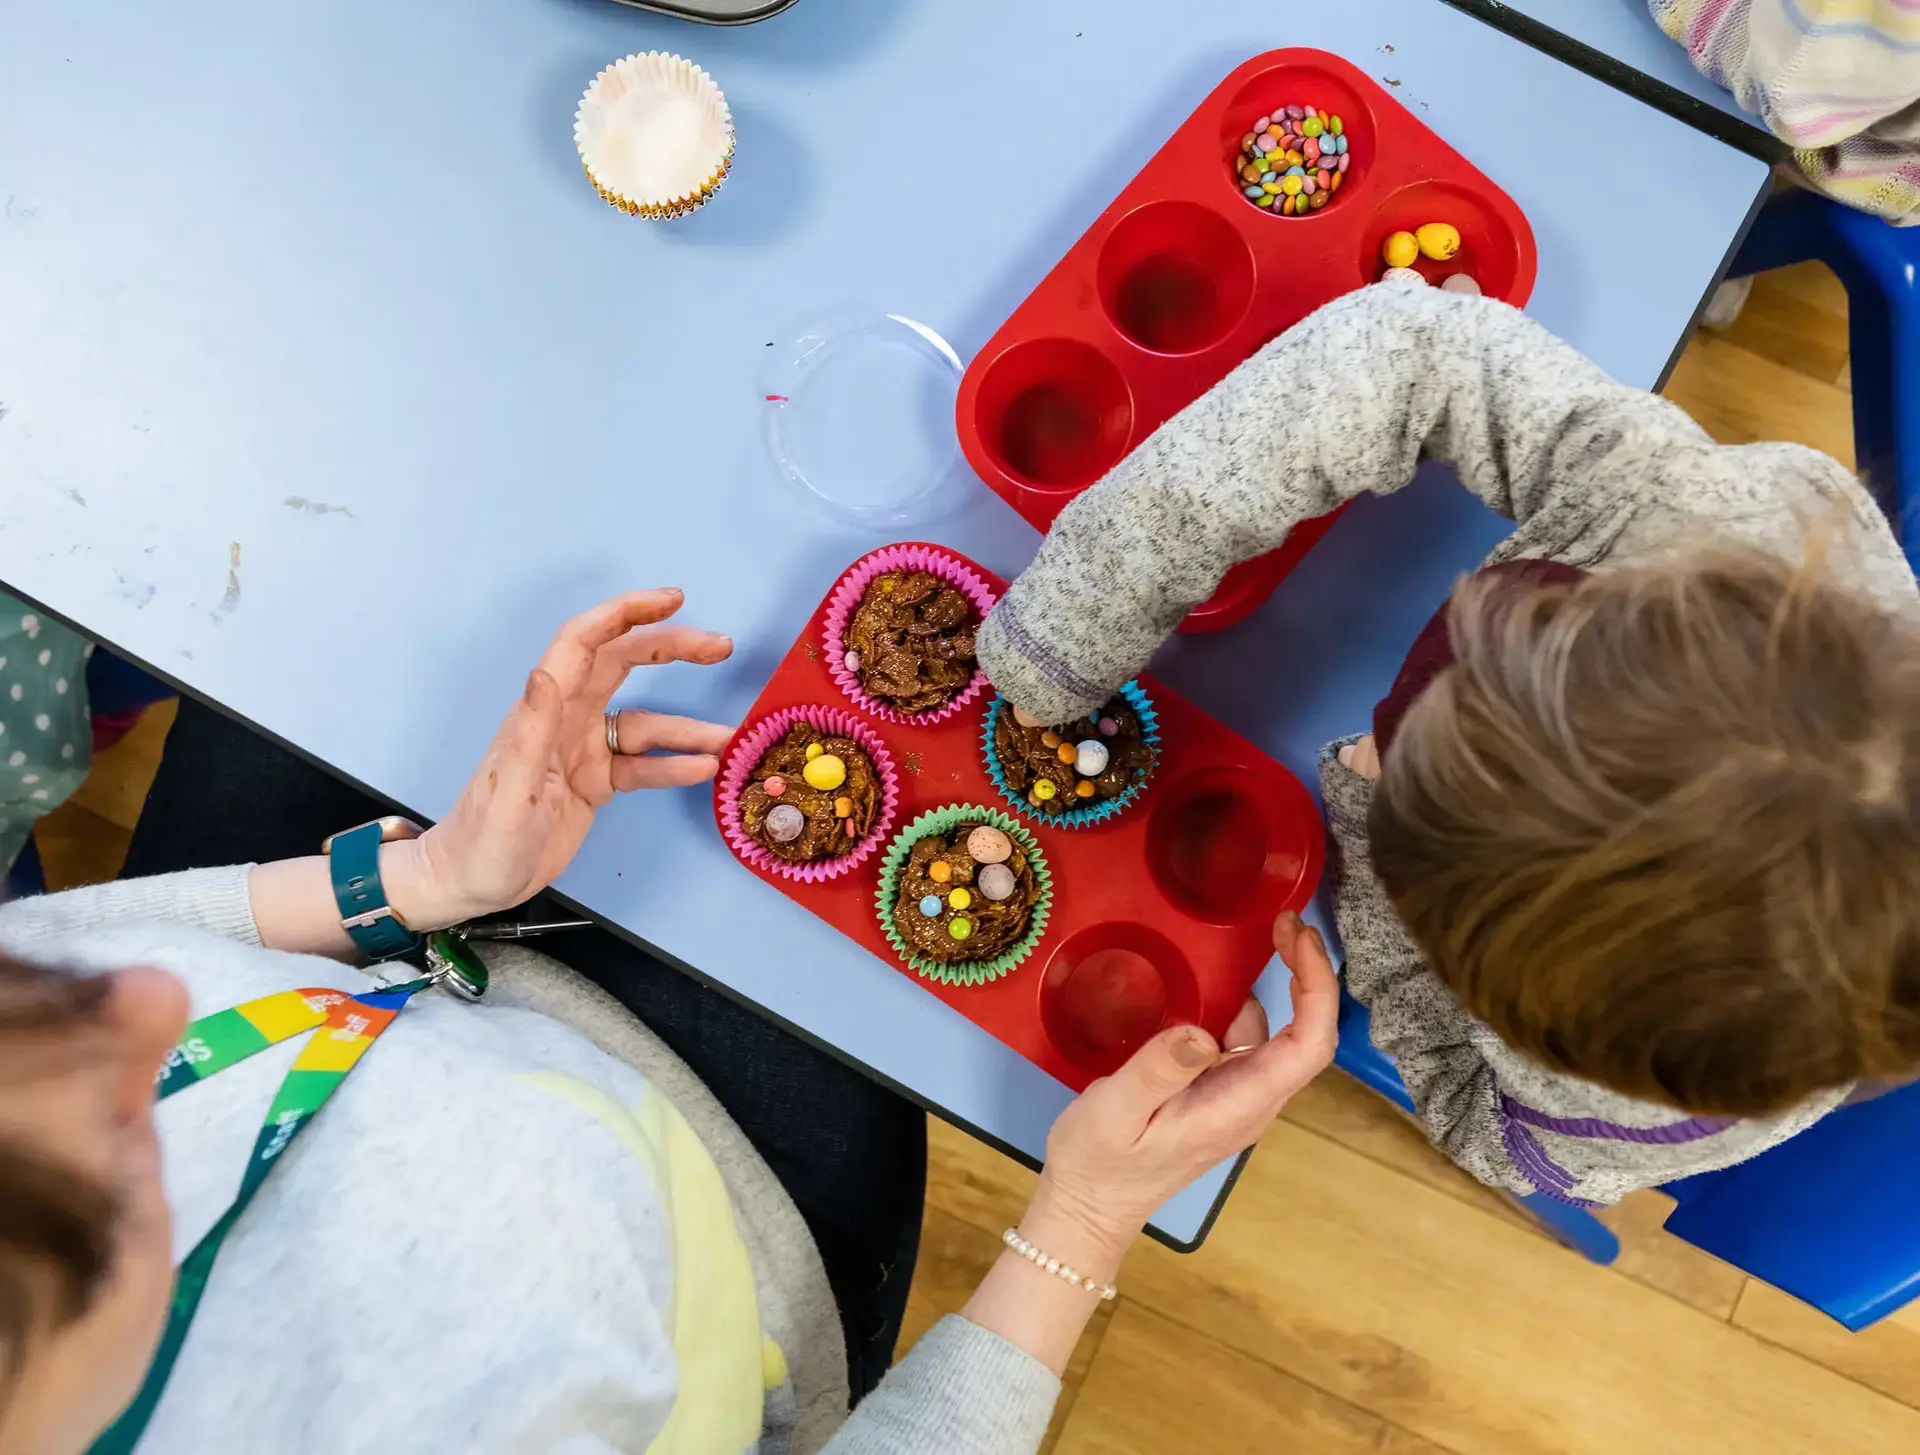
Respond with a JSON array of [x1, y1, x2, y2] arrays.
[[763, 775, 786, 797], [1286, 165, 1305, 177], [948, 918, 972, 942], [1336, 135, 1348, 154], [1317, 168, 1332, 188], [1381, 231, 1420, 269], [1051, 743, 1072, 764], [844, 819, 856, 837], [1286, 104, 1305, 119], [1262, 182, 1283, 196], [1330, 115, 1344, 136], [1074, 781, 1096, 798], [1416, 222, 1462, 260], [1381, 266, 1427, 285], [1040, 730, 1060, 748], [929, 860, 952, 883], [1098, 718, 1118, 736], [965, 826, 1012, 863], [977, 863, 1017, 902], [1331, 170, 1344, 191], [1032, 779, 1057, 802], [1301, 177, 1317, 196], [802, 754, 846, 791], [1280, 174, 1303, 196], [1280, 196, 1296, 215], [1301, 116, 1322, 137], [1310, 191, 1328, 210], [1242, 132, 1257, 151], [843, 650, 860, 672], [765, 804, 805, 843], [1244, 185, 1264, 199], [1257, 194, 1276, 208], [1338, 152, 1350, 172], [1240, 164, 1262, 184], [1303, 138, 1320, 161], [804, 741, 823, 761], [833, 796, 853, 818], [1253, 115, 1270, 130], [919, 895, 942, 917], [1256, 135, 1277, 153], [948, 888, 972, 910], [1441, 273, 1482, 295]]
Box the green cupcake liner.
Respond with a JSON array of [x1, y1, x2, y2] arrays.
[[874, 804, 1053, 986]]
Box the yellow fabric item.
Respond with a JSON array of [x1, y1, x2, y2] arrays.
[[516, 1073, 770, 1455]]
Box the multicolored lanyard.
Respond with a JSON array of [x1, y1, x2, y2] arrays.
[[90, 978, 434, 1455]]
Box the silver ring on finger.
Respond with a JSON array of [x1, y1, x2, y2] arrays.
[[605, 711, 624, 756]]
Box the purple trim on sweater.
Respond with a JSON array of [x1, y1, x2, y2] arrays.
[[1499, 1106, 1605, 1209], [989, 598, 1108, 703], [1502, 1100, 1735, 1146]]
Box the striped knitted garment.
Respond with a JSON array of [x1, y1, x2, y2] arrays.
[[1648, 0, 1920, 223]]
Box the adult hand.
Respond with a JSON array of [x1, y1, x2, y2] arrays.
[[1020, 911, 1340, 1279], [391, 589, 733, 928]]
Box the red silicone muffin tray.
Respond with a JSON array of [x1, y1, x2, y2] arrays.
[[715, 546, 1325, 1092], [956, 47, 1537, 633]]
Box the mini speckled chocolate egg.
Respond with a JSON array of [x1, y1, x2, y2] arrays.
[[977, 863, 1017, 902], [765, 804, 805, 843], [1441, 273, 1482, 295], [965, 826, 1012, 864], [1381, 267, 1427, 285], [1075, 740, 1110, 777]]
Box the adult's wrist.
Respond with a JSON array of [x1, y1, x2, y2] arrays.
[[1019, 1176, 1140, 1285], [379, 833, 485, 932]]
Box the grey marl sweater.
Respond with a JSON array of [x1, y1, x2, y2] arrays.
[[977, 283, 1915, 1206]]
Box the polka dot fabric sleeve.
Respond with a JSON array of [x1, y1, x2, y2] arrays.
[[0, 595, 91, 870]]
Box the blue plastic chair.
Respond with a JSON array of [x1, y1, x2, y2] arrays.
[[1336, 989, 1920, 1329], [1723, 189, 1920, 569]]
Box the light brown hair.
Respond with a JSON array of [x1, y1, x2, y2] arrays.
[[1370, 543, 1920, 1115], [0, 956, 117, 1402]]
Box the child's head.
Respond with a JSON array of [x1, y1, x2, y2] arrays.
[[0, 953, 185, 1455], [1370, 543, 1920, 1115]]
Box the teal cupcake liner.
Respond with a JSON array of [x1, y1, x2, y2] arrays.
[[981, 681, 1160, 828], [874, 804, 1053, 986]]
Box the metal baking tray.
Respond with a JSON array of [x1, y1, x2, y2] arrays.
[[606, 0, 799, 22]]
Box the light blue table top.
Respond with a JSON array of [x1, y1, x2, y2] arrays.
[[0, 0, 1769, 1244], [1482, 0, 1760, 125]]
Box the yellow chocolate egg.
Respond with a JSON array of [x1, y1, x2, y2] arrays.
[[1416, 223, 1461, 261], [948, 888, 972, 910], [1381, 231, 1419, 269], [802, 754, 846, 791]]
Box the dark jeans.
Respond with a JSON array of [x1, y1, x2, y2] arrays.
[[122, 697, 926, 1399]]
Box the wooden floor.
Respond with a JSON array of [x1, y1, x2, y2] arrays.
[[41, 264, 1918, 1452]]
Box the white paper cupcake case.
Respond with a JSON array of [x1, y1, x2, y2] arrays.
[[575, 52, 735, 219]]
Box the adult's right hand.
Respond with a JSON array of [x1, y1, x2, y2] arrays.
[[1020, 911, 1341, 1279]]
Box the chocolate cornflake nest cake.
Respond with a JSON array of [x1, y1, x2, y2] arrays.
[[891, 822, 1039, 966], [992, 696, 1155, 815], [739, 723, 882, 863], [843, 569, 979, 715]]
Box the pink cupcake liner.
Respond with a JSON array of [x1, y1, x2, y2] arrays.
[[822, 545, 1000, 725], [718, 705, 900, 883]]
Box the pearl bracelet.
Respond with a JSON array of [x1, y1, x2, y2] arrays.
[[1002, 1227, 1118, 1301]]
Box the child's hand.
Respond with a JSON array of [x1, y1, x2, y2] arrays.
[[1338, 734, 1380, 780]]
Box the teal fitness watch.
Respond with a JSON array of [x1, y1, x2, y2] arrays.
[[324, 816, 426, 961]]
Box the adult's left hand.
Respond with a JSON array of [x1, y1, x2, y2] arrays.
[[398, 588, 733, 928]]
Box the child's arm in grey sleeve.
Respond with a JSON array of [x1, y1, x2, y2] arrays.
[[975, 283, 1712, 722], [1318, 744, 1531, 1196]]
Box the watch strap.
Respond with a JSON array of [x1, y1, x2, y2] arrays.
[[329, 821, 422, 961]]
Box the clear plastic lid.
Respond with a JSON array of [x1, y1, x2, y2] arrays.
[[760, 308, 967, 528]]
